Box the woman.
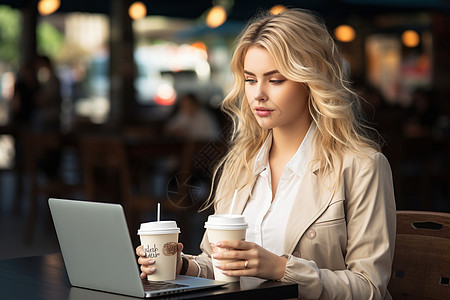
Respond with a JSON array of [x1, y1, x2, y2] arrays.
[[137, 8, 396, 299]]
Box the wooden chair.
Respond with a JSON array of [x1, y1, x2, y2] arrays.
[[388, 210, 450, 299]]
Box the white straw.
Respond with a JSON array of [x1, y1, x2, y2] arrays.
[[157, 203, 161, 222], [229, 189, 238, 215]]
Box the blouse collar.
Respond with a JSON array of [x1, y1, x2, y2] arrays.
[[253, 123, 316, 176]]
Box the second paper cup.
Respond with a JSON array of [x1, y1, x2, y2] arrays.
[[205, 214, 248, 282]]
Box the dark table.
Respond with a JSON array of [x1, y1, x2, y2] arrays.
[[0, 253, 298, 300]]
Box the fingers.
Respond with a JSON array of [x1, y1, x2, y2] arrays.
[[215, 240, 253, 250], [140, 263, 156, 279], [139, 257, 156, 279], [219, 250, 288, 281], [209, 242, 256, 278], [137, 245, 157, 279], [176, 243, 184, 274], [138, 255, 155, 265], [214, 259, 250, 271], [176, 242, 184, 259], [211, 242, 254, 260], [211, 242, 288, 280], [212, 249, 244, 260], [136, 245, 144, 257], [221, 268, 250, 277], [215, 259, 253, 278]]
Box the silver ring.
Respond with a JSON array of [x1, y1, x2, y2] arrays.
[[244, 260, 249, 269]]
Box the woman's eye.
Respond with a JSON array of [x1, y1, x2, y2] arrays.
[[269, 79, 285, 85], [245, 78, 256, 84]]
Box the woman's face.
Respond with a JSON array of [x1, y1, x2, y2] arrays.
[[244, 46, 310, 132]]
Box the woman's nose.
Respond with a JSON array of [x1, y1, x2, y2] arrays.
[[253, 83, 268, 101]]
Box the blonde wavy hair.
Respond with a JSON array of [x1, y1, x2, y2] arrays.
[[203, 8, 380, 210]]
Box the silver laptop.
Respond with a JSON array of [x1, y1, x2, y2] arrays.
[[48, 198, 226, 298]]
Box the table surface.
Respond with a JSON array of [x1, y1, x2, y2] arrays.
[[0, 253, 298, 300]]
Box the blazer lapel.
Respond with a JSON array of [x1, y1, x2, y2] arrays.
[[233, 180, 255, 214], [283, 165, 335, 254]]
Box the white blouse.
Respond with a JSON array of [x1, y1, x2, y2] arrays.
[[242, 124, 315, 255]]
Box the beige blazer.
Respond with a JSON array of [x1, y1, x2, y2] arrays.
[[188, 150, 396, 300]]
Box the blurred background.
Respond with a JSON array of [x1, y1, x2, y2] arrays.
[[0, 0, 449, 259]]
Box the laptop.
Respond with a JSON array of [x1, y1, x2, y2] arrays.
[[48, 198, 226, 298]]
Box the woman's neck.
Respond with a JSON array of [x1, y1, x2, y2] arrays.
[[270, 120, 311, 159], [268, 120, 311, 200]]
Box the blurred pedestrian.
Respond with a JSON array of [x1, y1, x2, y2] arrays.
[[12, 61, 38, 128], [34, 55, 62, 131], [164, 93, 219, 141]]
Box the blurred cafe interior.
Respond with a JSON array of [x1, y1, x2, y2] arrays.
[[0, 0, 449, 258]]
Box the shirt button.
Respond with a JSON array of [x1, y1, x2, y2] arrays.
[[292, 251, 301, 258], [306, 229, 316, 239]]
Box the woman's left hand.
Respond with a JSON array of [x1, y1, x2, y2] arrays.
[[211, 240, 288, 280]]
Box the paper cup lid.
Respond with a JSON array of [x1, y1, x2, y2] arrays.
[[137, 220, 180, 235], [204, 214, 248, 230]]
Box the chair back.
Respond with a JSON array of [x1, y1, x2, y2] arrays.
[[80, 135, 130, 203], [388, 210, 450, 299]]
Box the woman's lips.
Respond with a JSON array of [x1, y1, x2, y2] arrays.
[[255, 106, 274, 117]]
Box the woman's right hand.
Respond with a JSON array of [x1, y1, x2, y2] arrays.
[[136, 243, 184, 279], [136, 245, 156, 279]]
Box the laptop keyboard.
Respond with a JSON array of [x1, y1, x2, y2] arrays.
[[142, 280, 188, 291]]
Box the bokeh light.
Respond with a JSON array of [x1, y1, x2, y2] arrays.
[[129, 1, 147, 20], [270, 5, 286, 15], [154, 83, 177, 106], [334, 24, 356, 42], [402, 30, 420, 48], [38, 0, 60, 16], [206, 5, 227, 28]]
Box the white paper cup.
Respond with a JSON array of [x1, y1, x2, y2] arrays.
[[205, 214, 248, 282], [138, 221, 180, 281]]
